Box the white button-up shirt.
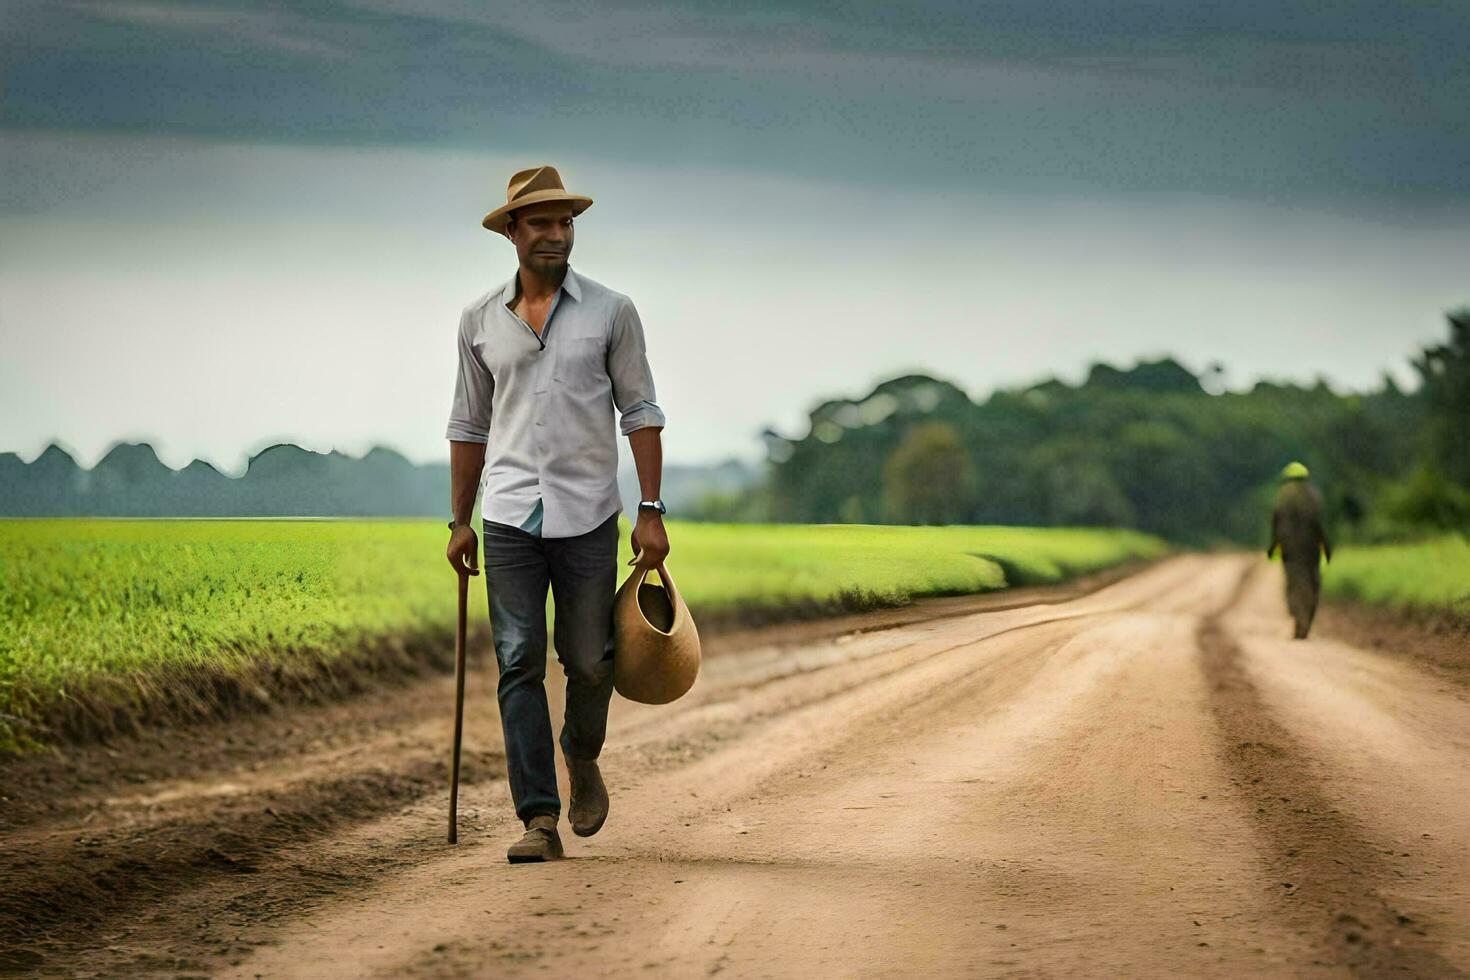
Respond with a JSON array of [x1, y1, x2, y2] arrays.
[[445, 266, 666, 538]]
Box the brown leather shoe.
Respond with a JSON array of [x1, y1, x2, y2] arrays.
[[507, 814, 563, 863], [567, 758, 609, 838]]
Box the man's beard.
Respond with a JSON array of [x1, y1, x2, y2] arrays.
[[529, 252, 568, 273]]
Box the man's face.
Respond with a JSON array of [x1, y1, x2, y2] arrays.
[[507, 202, 575, 275]]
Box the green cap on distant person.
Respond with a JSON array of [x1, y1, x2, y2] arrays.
[[1280, 461, 1309, 481]]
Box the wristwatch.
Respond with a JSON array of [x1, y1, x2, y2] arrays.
[[447, 519, 469, 531], [637, 499, 667, 515]]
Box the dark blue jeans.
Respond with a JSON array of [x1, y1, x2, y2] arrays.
[[482, 511, 619, 823]]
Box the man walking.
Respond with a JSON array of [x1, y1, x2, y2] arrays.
[[444, 165, 670, 862], [1266, 461, 1331, 640]]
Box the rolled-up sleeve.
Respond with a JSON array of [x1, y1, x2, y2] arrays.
[[608, 298, 667, 436], [445, 307, 494, 443]]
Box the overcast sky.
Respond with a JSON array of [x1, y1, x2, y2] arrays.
[[3, 0, 1467, 471]]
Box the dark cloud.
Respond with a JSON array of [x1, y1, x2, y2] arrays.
[[3, 0, 1467, 200]]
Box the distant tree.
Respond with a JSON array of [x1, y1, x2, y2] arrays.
[[1111, 418, 1222, 539], [686, 486, 773, 523], [1379, 463, 1470, 533], [1414, 308, 1470, 487], [1084, 358, 1204, 394], [1022, 438, 1135, 527], [882, 422, 976, 524]]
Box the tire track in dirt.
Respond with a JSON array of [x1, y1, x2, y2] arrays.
[[1199, 565, 1465, 978], [590, 558, 1204, 819]]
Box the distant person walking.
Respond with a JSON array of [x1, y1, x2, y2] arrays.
[[1266, 462, 1332, 639], [444, 165, 671, 862]]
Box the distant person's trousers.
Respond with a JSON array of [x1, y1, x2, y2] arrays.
[[482, 512, 619, 823], [1283, 557, 1321, 639]]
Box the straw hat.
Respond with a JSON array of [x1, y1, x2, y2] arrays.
[[482, 165, 593, 236], [612, 561, 701, 704]]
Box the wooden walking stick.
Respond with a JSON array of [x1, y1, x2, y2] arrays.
[[448, 568, 469, 844]]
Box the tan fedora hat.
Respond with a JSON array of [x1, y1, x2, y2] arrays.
[[612, 561, 701, 705], [482, 165, 593, 236]]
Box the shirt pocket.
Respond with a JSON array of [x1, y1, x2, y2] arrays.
[[554, 336, 607, 387]]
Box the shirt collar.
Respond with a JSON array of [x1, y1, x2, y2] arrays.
[[499, 266, 582, 307], [561, 266, 582, 302]]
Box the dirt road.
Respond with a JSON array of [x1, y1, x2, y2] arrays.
[[4, 555, 1468, 978]]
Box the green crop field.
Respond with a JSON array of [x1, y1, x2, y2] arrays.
[[1324, 534, 1470, 614], [0, 519, 1165, 751]]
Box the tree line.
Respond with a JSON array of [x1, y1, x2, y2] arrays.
[[694, 309, 1469, 544]]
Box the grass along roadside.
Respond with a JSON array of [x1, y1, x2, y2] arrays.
[[1323, 533, 1470, 615], [0, 519, 1166, 752], [1317, 534, 1470, 687]]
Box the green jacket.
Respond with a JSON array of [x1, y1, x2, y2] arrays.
[[1269, 480, 1332, 564]]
